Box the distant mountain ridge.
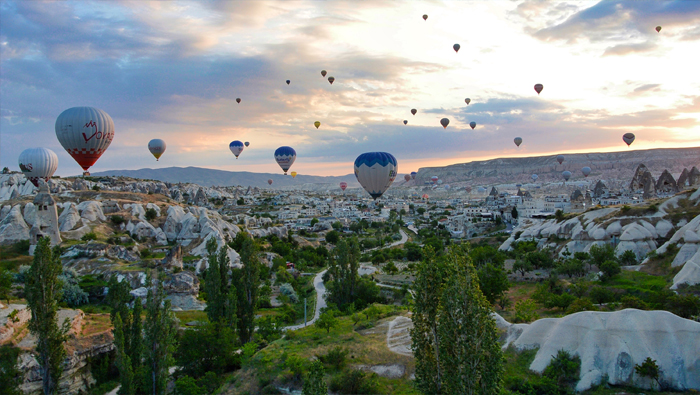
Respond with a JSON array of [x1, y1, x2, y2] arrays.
[[92, 166, 359, 188]]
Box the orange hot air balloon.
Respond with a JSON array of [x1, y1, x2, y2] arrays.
[[534, 84, 543, 95], [291, 171, 297, 178]]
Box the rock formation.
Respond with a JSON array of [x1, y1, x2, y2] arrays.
[[0, 205, 29, 245], [677, 168, 690, 188], [655, 169, 679, 194], [592, 180, 607, 198]]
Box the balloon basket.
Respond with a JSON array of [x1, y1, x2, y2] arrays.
[[82, 171, 91, 177]]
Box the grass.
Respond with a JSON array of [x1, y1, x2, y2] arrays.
[[174, 310, 209, 324], [81, 314, 112, 336]]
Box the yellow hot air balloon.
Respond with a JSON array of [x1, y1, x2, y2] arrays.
[[314, 121, 321, 129], [291, 171, 297, 178]]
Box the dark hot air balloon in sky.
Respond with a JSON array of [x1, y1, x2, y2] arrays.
[[453, 43, 460, 52], [440, 118, 450, 129], [534, 84, 543, 94], [622, 133, 635, 146], [411, 109, 417, 115], [423, 14, 428, 20]]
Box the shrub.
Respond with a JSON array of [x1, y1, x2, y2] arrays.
[[110, 215, 125, 225], [635, 357, 661, 389], [621, 295, 648, 310], [317, 346, 349, 371], [91, 185, 100, 191], [514, 299, 538, 323], [599, 260, 621, 281], [81, 232, 98, 241], [383, 261, 398, 274], [11, 240, 30, 254], [62, 283, 89, 307], [589, 286, 614, 305], [543, 350, 581, 391], [279, 283, 299, 303], [325, 230, 340, 244], [140, 249, 153, 259], [145, 208, 158, 221], [328, 369, 379, 395], [566, 298, 597, 314], [618, 250, 638, 266]]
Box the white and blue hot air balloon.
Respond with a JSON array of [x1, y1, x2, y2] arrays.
[[274, 146, 296, 175], [354, 152, 398, 200], [562, 171, 572, 181], [531, 174, 539, 182], [18, 147, 59, 187], [229, 140, 244, 159]]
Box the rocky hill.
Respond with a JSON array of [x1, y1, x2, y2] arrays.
[[91, 166, 359, 189], [415, 147, 700, 187]]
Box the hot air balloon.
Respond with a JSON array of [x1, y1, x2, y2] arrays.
[[411, 109, 417, 115], [339, 182, 347, 191], [562, 171, 571, 181], [244, 142, 250, 147], [328, 76, 335, 85], [321, 70, 327, 77], [411, 171, 417, 179], [556, 154, 564, 165], [403, 120, 408, 125], [531, 174, 539, 182], [440, 118, 450, 129], [514, 137, 522, 147], [444, 185, 450, 190], [534, 84, 543, 95], [268, 179, 273, 185], [656, 26, 662, 32], [582, 167, 591, 177], [236, 98, 241, 103], [404, 174, 411, 182], [18, 147, 58, 187], [286, 80, 290, 85], [437, 179, 443, 185], [148, 139, 166, 161], [465, 186, 472, 193], [453, 43, 460, 53], [622, 133, 635, 146], [423, 14, 428, 20], [470, 121, 476, 129], [275, 146, 296, 175], [314, 121, 321, 129], [465, 98, 471, 105], [291, 171, 297, 178], [354, 152, 398, 200], [55, 106, 114, 175], [422, 194, 429, 200], [431, 176, 438, 184], [229, 140, 244, 159]]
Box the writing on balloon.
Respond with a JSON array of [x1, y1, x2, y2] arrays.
[[19, 163, 33, 172], [82, 120, 114, 143]]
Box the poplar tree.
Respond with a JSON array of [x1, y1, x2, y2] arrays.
[[129, 298, 143, 383], [327, 237, 361, 308], [302, 360, 328, 395], [205, 238, 237, 328], [411, 246, 503, 395], [113, 313, 135, 395], [26, 237, 69, 395], [143, 274, 177, 395], [232, 233, 260, 344]]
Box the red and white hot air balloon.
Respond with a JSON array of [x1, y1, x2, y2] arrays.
[[339, 182, 347, 191], [404, 174, 411, 182], [55, 107, 114, 175]]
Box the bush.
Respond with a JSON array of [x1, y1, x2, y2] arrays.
[[62, 283, 89, 307], [81, 232, 98, 241], [145, 208, 158, 221], [317, 346, 349, 371], [618, 250, 638, 265], [514, 299, 538, 323], [329, 369, 379, 394], [140, 249, 153, 259], [325, 230, 340, 244], [543, 350, 581, 390], [599, 260, 621, 281], [620, 295, 648, 310], [110, 215, 125, 225], [279, 283, 299, 303], [11, 240, 30, 254], [589, 286, 614, 305], [566, 298, 597, 314]]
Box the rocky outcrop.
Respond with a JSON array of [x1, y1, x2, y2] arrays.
[[193, 187, 208, 207], [78, 201, 106, 223], [0, 205, 30, 245], [689, 167, 700, 186], [502, 309, 700, 391], [162, 205, 187, 241], [23, 202, 37, 227], [0, 304, 31, 344], [126, 220, 168, 245], [162, 245, 183, 270], [629, 164, 656, 198], [677, 168, 690, 188], [62, 242, 140, 262], [656, 169, 679, 194], [58, 203, 81, 231]]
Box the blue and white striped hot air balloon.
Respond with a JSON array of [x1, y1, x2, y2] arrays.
[[354, 152, 398, 200], [229, 140, 244, 159], [274, 146, 296, 175]]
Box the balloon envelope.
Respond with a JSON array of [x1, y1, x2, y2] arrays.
[[403, 120, 408, 125], [354, 152, 398, 200], [268, 179, 273, 185], [465, 98, 471, 105], [18, 147, 58, 187], [339, 182, 347, 191], [437, 179, 443, 185], [291, 171, 297, 178], [411, 171, 417, 179], [556, 154, 564, 164], [236, 98, 241, 103], [469, 121, 476, 129], [514, 137, 523, 147], [286, 80, 290, 85], [328, 76, 335, 84], [622, 133, 635, 146], [275, 146, 297, 175], [229, 140, 244, 159], [244, 142, 250, 147], [582, 167, 592, 177], [411, 109, 417, 115], [431, 176, 438, 183], [562, 171, 572, 181], [148, 139, 166, 161], [440, 118, 450, 129], [453, 43, 460, 52], [404, 174, 411, 182], [55, 106, 114, 173], [465, 186, 472, 193], [321, 70, 327, 77], [531, 174, 539, 182], [422, 194, 429, 199], [422, 14, 428, 20], [534, 84, 543, 94], [314, 121, 321, 129], [656, 26, 662, 32]]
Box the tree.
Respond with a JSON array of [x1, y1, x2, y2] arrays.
[[556, 258, 585, 279], [512, 259, 533, 276], [113, 313, 135, 395], [599, 259, 621, 281], [144, 274, 178, 395], [25, 238, 69, 395], [588, 244, 616, 269], [145, 208, 158, 221], [554, 209, 565, 221], [326, 237, 361, 310], [543, 350, 581, 390], [236, 198, 245, 206], [204, 238, 237, 328], [618, 250, 638, 266], [310, 218, 319, 226], [325, 230, 340, 244], [511, 206, 518, 220], [302, 360, 328, 395], [0, 269, 12, 304], [175, 323, 236, 378], [0, 345, 21, 395], [477, 263, 510, 305], [417, 207, 426, 215], [316, 311, 338, 334], [232, 233, 260, 344], [635, 357, 661, 389], [331, 221, 343, 230]]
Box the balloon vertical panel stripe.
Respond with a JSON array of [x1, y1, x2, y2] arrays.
[[55, 107, 114, 172], [354, 152, 398, 200]]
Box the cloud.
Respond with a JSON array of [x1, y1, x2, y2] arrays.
[[602, 41, 657, 56], [632, 83, 660, 94]]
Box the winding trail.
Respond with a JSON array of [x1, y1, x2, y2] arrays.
[[283, 269, 327, 331]]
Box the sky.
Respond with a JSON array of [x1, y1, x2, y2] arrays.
[[2, 0, 700, 177]]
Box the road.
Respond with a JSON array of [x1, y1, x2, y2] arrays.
[[366, 229, 409, 252], [283, 269, 327, 331]]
